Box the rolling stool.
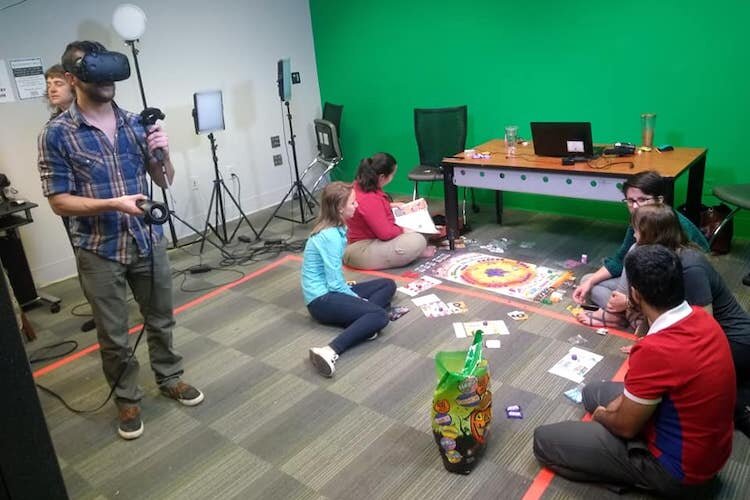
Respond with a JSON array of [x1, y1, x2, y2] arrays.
[[710, 183, 750, 286]]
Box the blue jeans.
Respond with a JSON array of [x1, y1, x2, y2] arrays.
[[307, 278, 396, 354]]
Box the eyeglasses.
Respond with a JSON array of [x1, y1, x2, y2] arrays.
[[622, 196, 656, 207]]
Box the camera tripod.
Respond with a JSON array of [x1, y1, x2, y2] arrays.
[[257, 101, 318, 238], [198, 133, 258, 253]]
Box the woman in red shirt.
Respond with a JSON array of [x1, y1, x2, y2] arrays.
[[343, 152, 435, 270]]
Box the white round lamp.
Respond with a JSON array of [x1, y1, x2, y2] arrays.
[[112, 4, 147, 41]]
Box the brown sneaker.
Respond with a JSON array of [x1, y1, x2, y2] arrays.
[[118, 405, 144, 440], [160, 382, 204, 406]]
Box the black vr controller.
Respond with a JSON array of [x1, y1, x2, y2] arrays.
[[136, 199, 169, 225], [70, 50, 131, 83], [140, 108, 167, 163]]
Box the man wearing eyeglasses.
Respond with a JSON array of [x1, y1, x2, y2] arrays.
[[572, 171, 709, 326]]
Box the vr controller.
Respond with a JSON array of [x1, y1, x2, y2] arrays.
[[70, 50, 131, 83], [136, 199, 169, 225]]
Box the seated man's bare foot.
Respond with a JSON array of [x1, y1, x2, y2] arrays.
[[620, 344, 633, 354], [420, 245, 437, 258]]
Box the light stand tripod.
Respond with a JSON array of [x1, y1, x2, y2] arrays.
[[124, 41, 233, 258], [124, 40, 178, 247], [198, 133, 258, 253], [257, 101, 318, 238]]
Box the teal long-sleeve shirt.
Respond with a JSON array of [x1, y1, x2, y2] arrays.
[[602, 210, 709, 277], [301, 226, 359, 305]]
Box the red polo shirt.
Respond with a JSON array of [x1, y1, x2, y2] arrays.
[[625, 304, 735, 484], [347, 182, 403, 243]]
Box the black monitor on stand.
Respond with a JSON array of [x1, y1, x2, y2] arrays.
[[192, 90, 258, 252], [257, 58, 318, 238]]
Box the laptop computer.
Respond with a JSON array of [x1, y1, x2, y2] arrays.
[[530, 122, 603, 158]]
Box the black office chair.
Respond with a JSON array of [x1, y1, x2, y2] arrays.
[[300, 103, 344, 193], [408, 105, 476, 221], [300, 102, 344, 193], [708, 183, 750, 285], [306, 119, 343, 193], [323, 102, 343, 138]]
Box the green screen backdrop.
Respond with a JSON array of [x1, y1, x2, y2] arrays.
[[309, 0, 750, 237]]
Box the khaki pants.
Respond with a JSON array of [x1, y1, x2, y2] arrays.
[[343, 233, 427, 270], [76, 238, 183, 406]]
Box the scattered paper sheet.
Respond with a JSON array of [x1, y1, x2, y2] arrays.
[[453, 320, 510, 338], [397, 275, 441, 297], [412, 294, 451, 318], [10, 58, 45, 100], [446, 301, 468, 314], [392, 198, 439, 234], [0, 60, 15, 103], [548, 347, 603, 383]]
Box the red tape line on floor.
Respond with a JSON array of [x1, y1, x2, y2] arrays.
[[36, 253, 635, 499], [32, 254, 296, 379]]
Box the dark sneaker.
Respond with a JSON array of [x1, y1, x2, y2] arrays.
[[160, 382, 205, 406], [309, 346, 338, 377], [367, 331, 379, 341], [118, 405, 144, 440]]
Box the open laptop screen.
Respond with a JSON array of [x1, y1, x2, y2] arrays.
[[530, 122, 596, 157]]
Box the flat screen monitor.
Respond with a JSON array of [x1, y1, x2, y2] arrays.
[[277, 58, 291, 101], [193, 90, 225, 135], [530, 122, 595, 157]]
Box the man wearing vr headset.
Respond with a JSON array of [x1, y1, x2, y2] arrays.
[[37, 41, 203, 440]]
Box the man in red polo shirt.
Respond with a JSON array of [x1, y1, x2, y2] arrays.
[[533, 244, 735, 496]]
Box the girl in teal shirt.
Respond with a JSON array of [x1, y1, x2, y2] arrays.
[[302, 182, 397, 377]]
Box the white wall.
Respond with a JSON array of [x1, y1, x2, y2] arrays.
[[0, 0, 322, 285]]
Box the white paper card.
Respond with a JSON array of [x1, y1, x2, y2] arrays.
[[453, 320, 510, 338], [547, 347, 603, 384], [412, 294, 451, 318], [392, 198, 439, 234], [397, 275, 441, 297], [0, 60, 16, 103], [10, 58, 45, 100]]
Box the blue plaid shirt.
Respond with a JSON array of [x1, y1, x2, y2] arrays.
[[38, 101, 162, 264]]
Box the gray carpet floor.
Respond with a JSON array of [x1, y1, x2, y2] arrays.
[[24, 200, 750, 500]]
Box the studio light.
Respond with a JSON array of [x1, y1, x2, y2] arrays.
[[112, 4, 146, 41]]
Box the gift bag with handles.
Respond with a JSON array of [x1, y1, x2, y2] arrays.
[[431, 331, 492, 474]]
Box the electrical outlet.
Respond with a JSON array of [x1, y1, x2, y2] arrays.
[[273, 154, 283, 166], [270, 135, 281, 148], [291, 72, 301, 84], [191, 176, 200, 190]]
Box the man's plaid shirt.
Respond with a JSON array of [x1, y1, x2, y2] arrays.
[[38, 101, 163, 264]]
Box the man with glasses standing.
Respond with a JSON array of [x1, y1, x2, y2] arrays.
[[573, 171, 708, 315]]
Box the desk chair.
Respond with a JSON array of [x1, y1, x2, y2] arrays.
[[300, 119, 343, 194], [709, 183, 750, 285], [323, 102, 343, 138], [408, 105, 476, 222]]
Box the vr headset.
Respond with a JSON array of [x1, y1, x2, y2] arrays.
[[69, 50, 131, 83]]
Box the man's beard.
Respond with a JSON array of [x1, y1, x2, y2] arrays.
[[81, 82, 115, 103]]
